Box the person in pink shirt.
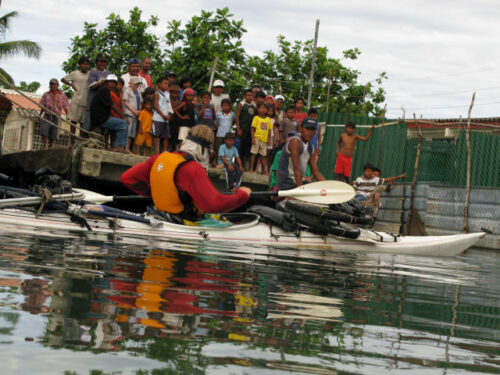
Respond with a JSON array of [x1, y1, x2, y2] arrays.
[[293, 97, 307, 125], [39, 78, 70, 149]]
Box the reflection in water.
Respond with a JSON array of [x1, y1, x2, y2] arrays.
[[0, 233, 499, 374]]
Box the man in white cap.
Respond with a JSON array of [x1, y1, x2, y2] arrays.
[[210, 79, 230, 114]]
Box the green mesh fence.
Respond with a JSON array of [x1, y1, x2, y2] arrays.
[[317, 112, 407, 181], [318, 111, 500, 188]]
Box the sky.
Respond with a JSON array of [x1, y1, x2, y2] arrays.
[[2, 0, 500, 119]]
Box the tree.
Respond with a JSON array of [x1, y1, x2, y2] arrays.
[[246, 36, 387, 115], [15, 80, 40, 93], [62, 7, 165, 78], [0, 11, 42, 86], [164, 7, 247, 98]]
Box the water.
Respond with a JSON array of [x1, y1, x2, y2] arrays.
[[0, 229, 499, 375]]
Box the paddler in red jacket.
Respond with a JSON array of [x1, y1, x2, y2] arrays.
[[121, 125, 251, 218]]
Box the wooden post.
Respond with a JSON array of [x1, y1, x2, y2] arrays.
[[405, 114, 423, 235], [207, 56, 220, 91], [401, 107, 406, 122], [379, 105, 387, 168], [325, 67, 332, 112], [464, 92, 476, 233], [307, 19, 320, 108], [361, 85, 367, 115]]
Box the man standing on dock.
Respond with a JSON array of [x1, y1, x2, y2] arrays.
[[40, 79, 69, 149]]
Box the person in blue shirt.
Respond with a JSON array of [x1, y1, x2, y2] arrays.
[[218, 132, 244, 191]]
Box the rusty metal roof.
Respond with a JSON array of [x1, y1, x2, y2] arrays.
[[0, 89, 41, 111]]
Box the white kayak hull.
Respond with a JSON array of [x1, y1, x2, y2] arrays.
[[0, 207, 484, 257]]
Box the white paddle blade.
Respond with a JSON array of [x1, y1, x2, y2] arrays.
[[278, 180, 355, 204], [72, 188, 113, 204]]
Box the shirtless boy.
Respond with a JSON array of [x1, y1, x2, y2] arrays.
[[334, 121, 374, 183]]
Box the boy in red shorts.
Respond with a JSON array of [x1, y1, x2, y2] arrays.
[[334, 121, 374, 183]]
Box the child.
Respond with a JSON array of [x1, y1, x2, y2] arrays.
[[278, 106, 298, 146], [266, 104, 279, 170], [151, 76, 173, 154], [334, 121, 375, 183], [235, 89, 256, 170], [122, 76, 143, 153], [250, 102, 273, 175], [196, 91, 216, 130], [135, 98, 154, 156], [308, 108, 320, 149], [374, 167, 407, 193], [110, 78, 124, 119], [142, 87, 155, 103], [175, 87, 196, 146], [255, 91, 266, 107], [215, 98, 235, 161], [169, 85, 181, 151], [353, 163, 407, 203], [219, 132, 244, 191], [293, 97, 307, 125]]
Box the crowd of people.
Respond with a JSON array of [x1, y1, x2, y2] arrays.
[[38, 53, 402, 211]]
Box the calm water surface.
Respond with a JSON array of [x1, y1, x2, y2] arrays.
[[0, 228, 499, 375]]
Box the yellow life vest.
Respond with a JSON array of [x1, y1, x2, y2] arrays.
[[150, 152, 191, 214]]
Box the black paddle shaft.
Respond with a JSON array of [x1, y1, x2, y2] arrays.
[[250, 191, 278, 197]]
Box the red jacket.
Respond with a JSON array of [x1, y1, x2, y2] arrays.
[[121, 154, 249, 213]]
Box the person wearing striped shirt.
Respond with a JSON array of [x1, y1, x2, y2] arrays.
[[354, 163, 406, 202]]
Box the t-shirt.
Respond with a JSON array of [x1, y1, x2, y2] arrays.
[[238, 102, 256, 131], [251, 115, 273, 143], [87, 68, 110, 109], [210, 93, 230, 114], [63, 70, 89, 107], [279, 118, 298, 139], [138, 71, 153, 87], [110, 90, 123, 118], [122, 86, 142, 116], [121, 73, 148, 94], [138, 109, 154, 133], [293, 111, 307, 125], [196, 103, 215, 129], [152, 90, 173, 123], [90, 86, 112, 127], [216, 111, 235, 137], [353, 176, 385, 198], [218, 144, 239, 165]]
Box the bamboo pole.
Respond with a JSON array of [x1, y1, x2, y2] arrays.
[[463, 92, 476, 233], [307, 19, 320, 109], [405, 114, 423, 235], [325, 68, 332, 112], [207, 56, 220, 91]]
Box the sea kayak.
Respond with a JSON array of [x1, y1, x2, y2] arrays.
[[0, 202, 484, 257]]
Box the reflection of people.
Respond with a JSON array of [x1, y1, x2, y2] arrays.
[[121, 125, 251, 218]]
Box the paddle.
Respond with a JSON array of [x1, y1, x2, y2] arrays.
[[75, 181, 355, 205], [251, 181, 355, 204], [0, 191, 85, 208]]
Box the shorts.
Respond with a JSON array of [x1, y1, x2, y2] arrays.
[[41, 114, 59, 140], [135, 132, 153, 147], [178, 126, 191, 141], [224, 164, 242, 189], [238, 128, 251, 158], [126, 115, 138, 138], [334, 153, 353, 177], [152, 120, 170, 139], [251, 138, 267, 156]]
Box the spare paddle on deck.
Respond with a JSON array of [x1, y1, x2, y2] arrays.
[[251, 181, 355, 204], [76, 181, 355, 205], [0, 191, 85, 208]]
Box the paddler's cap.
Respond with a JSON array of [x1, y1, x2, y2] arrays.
[[49, 78, 58, 85], [105, 74, 118, 82], [128, 58, 140, 65], [301, 117, 318, 130], [183, 88, 195, 96]]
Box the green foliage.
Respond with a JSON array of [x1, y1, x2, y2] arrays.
[[0, 11, 42, 86], [62, 8, 165, 78], [164, 7, 247, 98], [15, 80, 40, 93], [247, 36, 387, 115], [63, 7, 387, 115]]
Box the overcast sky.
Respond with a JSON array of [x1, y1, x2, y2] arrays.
[[2, 0, 500, 119]]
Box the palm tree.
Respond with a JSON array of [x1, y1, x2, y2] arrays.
[[0, 10, 42, 86]]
